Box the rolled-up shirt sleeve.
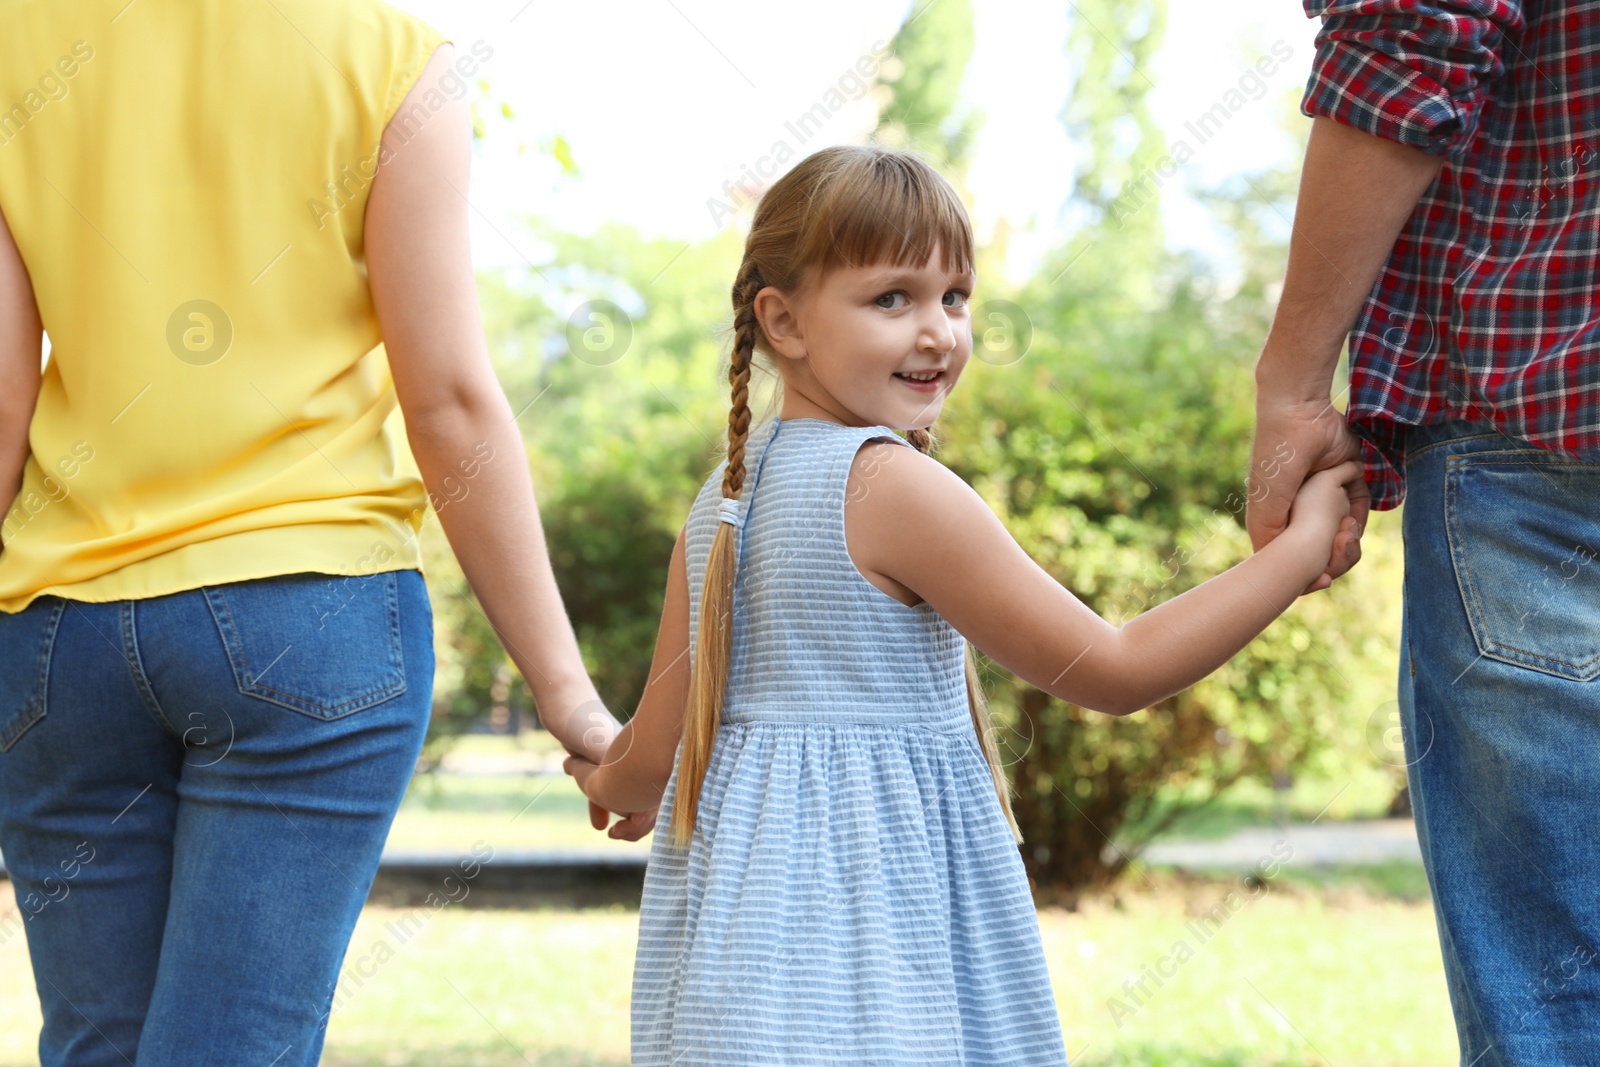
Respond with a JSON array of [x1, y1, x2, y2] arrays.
[[1301, 0, 1524, 156]]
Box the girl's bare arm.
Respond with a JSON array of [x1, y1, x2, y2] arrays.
[[574, 526, 693, 815], [848, 441, 1349, 716], [366, 44, 616, 758]]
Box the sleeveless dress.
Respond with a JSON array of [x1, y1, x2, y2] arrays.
[[631, 417, 1070, 1065]]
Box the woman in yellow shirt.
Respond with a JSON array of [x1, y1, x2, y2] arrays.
[[0, 3, 640, 1063]]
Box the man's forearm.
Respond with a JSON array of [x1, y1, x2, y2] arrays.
[[1257, 117, 1445, 402]]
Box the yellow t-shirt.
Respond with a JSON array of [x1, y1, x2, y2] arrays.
[[0, 0, 454, 612]]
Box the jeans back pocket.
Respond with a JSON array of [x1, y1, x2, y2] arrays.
[[1445, 452, 1600, 680], [0, 598, 67, 751], [203, 571, 408, 719]]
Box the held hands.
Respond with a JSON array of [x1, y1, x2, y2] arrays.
[[1285, 460, 1364, 595], [559, 696, 623, 766], [553, 696, 653, 838], [562, 752, 658, 842], [1248, 388, 1372, 595]]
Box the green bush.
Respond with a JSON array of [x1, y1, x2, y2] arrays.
[[942, 254, 1402, 901]]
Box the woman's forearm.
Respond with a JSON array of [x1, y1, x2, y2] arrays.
[[0, 388, 39, 549], [0, 202, 42, 547], [406, 391, 619, 759], [1112, 528, 1326, 713], [0, 411, 28, 536]]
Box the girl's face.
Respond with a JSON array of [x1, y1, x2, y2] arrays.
[[757, 244, 975, 430]]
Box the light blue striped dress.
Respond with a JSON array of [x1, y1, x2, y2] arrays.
[[631, 416, 1070, 1066]]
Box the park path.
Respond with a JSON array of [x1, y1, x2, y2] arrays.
[[427, 741, 1426, 870], [1141, 819, 1421, 869], [366, 818, 1423, 874], [0, 743, 1423, 876], [0, 819, 1423, 876]]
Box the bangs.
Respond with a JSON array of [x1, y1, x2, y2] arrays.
[[794, 151, 974, 280]]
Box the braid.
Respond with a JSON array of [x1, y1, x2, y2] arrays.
[[668, 257, 767, 848], [723, 260, 764, 497], [667, 146, 1009, 847]]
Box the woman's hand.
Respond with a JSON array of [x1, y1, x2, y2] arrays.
[[559, 697, 623, 766], [563, 754, 658, 842]]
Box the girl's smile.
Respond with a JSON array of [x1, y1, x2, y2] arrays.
[[893, 368, 947, 392]]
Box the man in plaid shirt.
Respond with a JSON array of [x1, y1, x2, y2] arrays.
[[1248, 1, 1600, 1061]]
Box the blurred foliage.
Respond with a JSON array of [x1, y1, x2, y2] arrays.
[[1061, 0, 1168, 219], [875, 0, 982, 170], [417, 0, 1405, 896], [945, 267, 1402, 898], [945, 0, 1402, 899]]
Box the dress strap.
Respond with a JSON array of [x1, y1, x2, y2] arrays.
[[726, 418, 785, 576]]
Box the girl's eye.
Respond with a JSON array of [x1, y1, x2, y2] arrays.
[[944, 290, 971, 308], [875, 291, 908, 310]]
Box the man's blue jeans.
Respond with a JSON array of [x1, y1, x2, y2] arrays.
[[0, 569, 433, 1067], [1400, 419, 1600, 1065]]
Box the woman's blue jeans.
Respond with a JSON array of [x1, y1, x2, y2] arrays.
[[0, 569, 433, 1067], [1400, 419, 1600, 1065]]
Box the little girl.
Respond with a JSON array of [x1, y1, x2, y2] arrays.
[[565, 144, 1360, 1065]]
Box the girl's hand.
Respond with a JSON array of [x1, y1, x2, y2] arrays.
[[1303, 514, 1362, 595], [1286, 460, 1364, 593], [596, 804, 659, 841], [1286, 460, 1361, 539], [563, 754, 659, 841]]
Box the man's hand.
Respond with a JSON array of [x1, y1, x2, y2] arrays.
[[1243, 117, 1441, 595], [1248, 383, 1370, 594]]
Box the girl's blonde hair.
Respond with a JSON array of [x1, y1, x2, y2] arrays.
[[667, 144, 1021, 848]]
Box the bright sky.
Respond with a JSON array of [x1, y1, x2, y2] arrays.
[[390, 0, 1322, 282]]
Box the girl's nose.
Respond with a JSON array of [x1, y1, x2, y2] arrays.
[[918, 307, 957, 352]]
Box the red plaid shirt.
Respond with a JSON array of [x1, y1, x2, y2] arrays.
[[1302, 0, 1600, 509]]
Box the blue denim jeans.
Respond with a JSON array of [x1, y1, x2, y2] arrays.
[[0, 568, 433, 1067], [1399, 418, 1600, 1065]]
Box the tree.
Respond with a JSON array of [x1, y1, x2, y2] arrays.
[[424, 2, 1405, 904], [876, 0, 982, 173], [934, 1, 1403, 900]]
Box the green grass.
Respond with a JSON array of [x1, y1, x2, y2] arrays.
[[2, 743, 1437, 1063], [1123, 765, 1403, 843], [1274, 860, 1433, 902], [387, 771, 650, 856], [1046, 875, 1456, 1065], [0, 873, 1457, 1066], [443, 731, 570, 759], [391, 731, 648, 855]]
